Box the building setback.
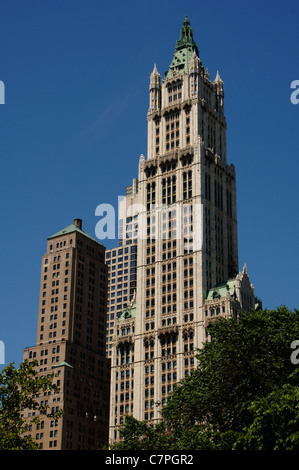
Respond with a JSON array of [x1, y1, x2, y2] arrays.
[[105, 178, 139, 358], [109, 17, 261, 441], [105, 243, 137, 358], [23, 219, 110, 450]]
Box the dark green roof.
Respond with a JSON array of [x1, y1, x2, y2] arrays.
[[206, 279, 237, 301], [165, 16, 203, 78], [119, 302, 136, 321], [53, 360, 73, 368], [48, 223, 99, 244]]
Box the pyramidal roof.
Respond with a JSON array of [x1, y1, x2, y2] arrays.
[[48, 219, 99, 244], [165, 16, 203, 78]]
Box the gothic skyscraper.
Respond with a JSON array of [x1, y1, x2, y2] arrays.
[[108, 16, 260, 441]]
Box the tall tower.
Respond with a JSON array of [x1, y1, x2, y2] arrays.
[[109, 17, 259, 441], [23, 219, 110, 450]]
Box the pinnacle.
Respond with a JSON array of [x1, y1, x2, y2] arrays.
[[214, 70, 223, 83]]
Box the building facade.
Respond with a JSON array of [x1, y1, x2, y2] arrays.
[[105, 178, 139, 358], [109, 17, 260, 441], [23, 219, 110, 450], [105, 243, 137, 358]]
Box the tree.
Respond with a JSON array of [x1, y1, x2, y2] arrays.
[[233, 372, 299, 450], [110, 307, 299, 450], [0, 360, 62, 450], [111, 415, 172, 450]]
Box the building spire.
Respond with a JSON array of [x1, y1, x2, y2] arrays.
[[176, 15, 199, 55], [165, 16, 203, 78], [150, 63, 160, 82]]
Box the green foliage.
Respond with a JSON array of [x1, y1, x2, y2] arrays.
[[233, 372, 299, 450], [110, 307, 299, 450], [0, 360, 63, 450], [110, 415, 172, 450]]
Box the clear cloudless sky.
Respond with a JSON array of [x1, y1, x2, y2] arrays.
[[0, 0, 298, 368]]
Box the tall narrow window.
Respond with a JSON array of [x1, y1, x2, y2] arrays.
[[183, 170, 192, 199]]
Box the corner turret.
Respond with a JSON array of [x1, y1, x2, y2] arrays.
[[149, 63, 161, 111]]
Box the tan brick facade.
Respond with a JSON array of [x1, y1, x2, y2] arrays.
[[23, 219, 110, 449]]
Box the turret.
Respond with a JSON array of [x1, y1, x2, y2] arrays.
[[189, 50, 201, 96], [214, 70, 224, 115], [149, 63, 161, 111], [189, 50, 200, 73]]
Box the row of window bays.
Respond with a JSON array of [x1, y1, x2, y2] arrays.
[[143, 154, 235, 219], [151, 74, 222, 111], [115, 330, 195, 363], [150, 99, 226, 157], [113, 332, 195, 424]]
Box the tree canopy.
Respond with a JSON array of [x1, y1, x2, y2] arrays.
[[0, 360, 62, 450], [111, 306, 299, 450]]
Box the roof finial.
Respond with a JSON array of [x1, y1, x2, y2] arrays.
[[214, 70, 223, 83]]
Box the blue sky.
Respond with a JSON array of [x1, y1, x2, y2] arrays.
[[0, 0, 298, 368]]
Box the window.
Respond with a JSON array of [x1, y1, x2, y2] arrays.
[[165, 112, 180, 151], [183, 170, 192, 200]]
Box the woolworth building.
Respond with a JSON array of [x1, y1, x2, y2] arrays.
[[109, 16, 261, 441]]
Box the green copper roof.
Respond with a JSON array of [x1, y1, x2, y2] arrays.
[[206, 279, 237, 301], [165, 16, 202, 78], [53, 361, 73, 368], [48, 223, 99, 244], [119, 302, 136, 321]]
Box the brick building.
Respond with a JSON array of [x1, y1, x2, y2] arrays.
[[23, 219, 110, 449]]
